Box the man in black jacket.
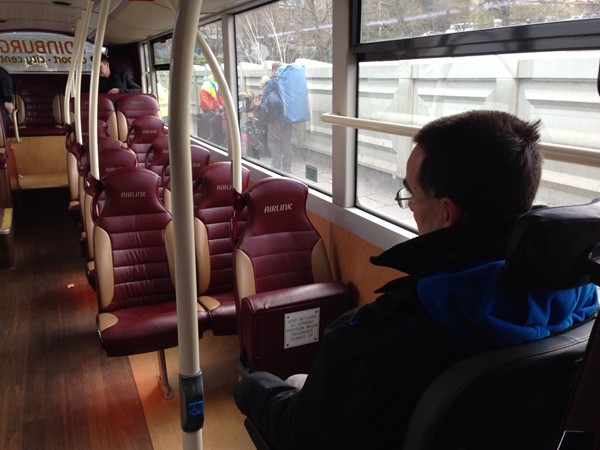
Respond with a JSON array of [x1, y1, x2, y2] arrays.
[[98, 54, 142, 94], [233, 110, 599, 450]]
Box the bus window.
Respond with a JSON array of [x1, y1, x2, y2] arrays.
[[359, 0, 600, 42], [356, 50, 600, 230], [150, 22, 224, 135], [235, 1, 334, 194]]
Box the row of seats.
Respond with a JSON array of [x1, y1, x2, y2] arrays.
[[69, 92, 351, 400], [86, 161, 350, 395], [10, 76, 67, 137], [81, 135, 210, 287], [66, 92, 163, 220]]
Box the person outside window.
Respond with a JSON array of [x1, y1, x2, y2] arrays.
[[198, 75, 226, 145], [233, 110, 599, 449], [0, 65, 14, 123], [199, 74, 224, 112], [98, 54, 142, 94], [257, 62, 294, 173]]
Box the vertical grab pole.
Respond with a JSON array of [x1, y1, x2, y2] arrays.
[[88, 0, 110, 180], [63, 17, 80, 127], [73, 1, 94, 145], [168, 0, 203, 448], [67, 1, 93, 145]]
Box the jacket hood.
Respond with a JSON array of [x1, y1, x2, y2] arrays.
[[417, 259, 598, 344]]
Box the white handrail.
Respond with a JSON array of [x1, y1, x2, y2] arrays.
[[194, 32, 242, 192], [68, 1, 93, 146], [63, 17, 80, 126], [88, 0, 110, 180], [321, 112, 419, 137], [11, 108, 20, 143], [74, 2, 93, 146], [321, 112, 600, 168]]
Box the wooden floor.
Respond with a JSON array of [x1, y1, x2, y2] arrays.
[[0, 188, 254, 450]]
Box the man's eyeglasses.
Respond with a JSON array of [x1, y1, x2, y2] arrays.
[[395, 187, 437, 209], [395, 187, 413, 209]]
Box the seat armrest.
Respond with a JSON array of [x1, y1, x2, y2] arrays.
[[240, 281, 350, 379]]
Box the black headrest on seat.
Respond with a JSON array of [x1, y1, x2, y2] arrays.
[[505, 198, 600, 291]]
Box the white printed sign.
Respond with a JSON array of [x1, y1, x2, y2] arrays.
[[284, 308, 320, 349], [0, 32, 94, 73]]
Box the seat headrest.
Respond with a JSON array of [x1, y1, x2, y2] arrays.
[[99, 167, 166, 217], [116, 94, 160, 116], [97, 94, 116, 111], [196, 161, 249, 209], [96, 136, 125, 151], [128, 115, 166, 144], [77, 94, 115, 116], [148, 134, 170, 168], [506, 198, 600, 290], [98, 148, 138, 177], [190, 144, 211, 180], [79, 137, 124, 173], [242, 177, 312, 236]]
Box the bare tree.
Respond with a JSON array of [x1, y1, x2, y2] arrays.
[[235, 0, 333, 65]]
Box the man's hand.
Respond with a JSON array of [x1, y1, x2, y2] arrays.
[[4, 101, 14, 115], [108, 88, 120, 94]]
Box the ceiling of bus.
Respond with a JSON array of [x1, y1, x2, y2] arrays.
[[0, 0, 250, 45]]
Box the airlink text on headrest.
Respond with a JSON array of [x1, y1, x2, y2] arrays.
[[121, 191, 147, 198], [264, 203, 292, 213]]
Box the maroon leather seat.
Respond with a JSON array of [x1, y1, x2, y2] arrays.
[[84, 146, 138, 288], [162, 143, 211, 212], [115, 93, 161, 143], [145, 133, 170, 176], [76, 136, 125, 244], [94, 166, 210, 397], [13, 78, 65, 136], [194, 161, 250, 335], [233, 178, 351, 379], [126, 115, 166, 168], [68, 120, 109, 219], [66, 93, 117, 221], [66, 94, 119, 145]]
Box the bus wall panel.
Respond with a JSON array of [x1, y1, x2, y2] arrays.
[[11, 136, 67, 189], [307, 211, 401, 307]]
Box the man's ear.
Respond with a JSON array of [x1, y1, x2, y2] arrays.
[[440, 197, 463, 228]]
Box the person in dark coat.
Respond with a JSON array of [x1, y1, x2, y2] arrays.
[[0, 65, 14, 122], [257, 62, 294, 173], [233, 110, 599, 450], [98, 54, 142, 94]]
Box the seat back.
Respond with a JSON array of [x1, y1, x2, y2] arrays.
[[403, 320, 593, 450], [162, 143, 211, 212], [67, 94, 118, 142], [77, 136, 126, 237], [67, 120, 110, 220], [84, 147, 138, 286], [94, 166, 209, 357], [126, 115, 166, 168], [66, 93, 117, 220], [145, 133, 170, 176], [194, 161, 250, 335], [13, 78, 64, 136], [556, 321, 600, 450], [115, 94, 161, 142], [233, 177, 350, 379], [403, 199, 600, 450]]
